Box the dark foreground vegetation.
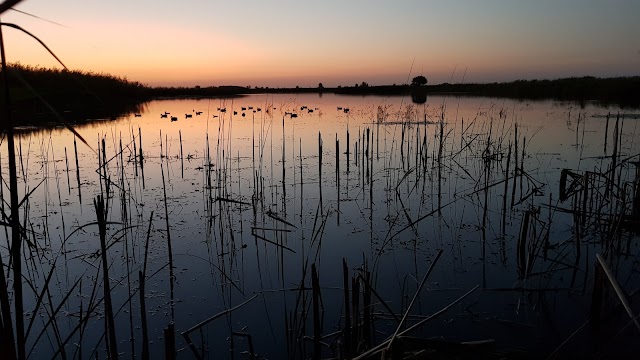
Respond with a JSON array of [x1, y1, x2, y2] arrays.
[[2, 63, 639, 126]]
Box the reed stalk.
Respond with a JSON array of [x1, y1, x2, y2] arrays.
[[164, 323, 175, 360], [342, 259, 351, 356], [1, 21, 22, 360], [94, 194, 118, 359], [311, 263, 321, 359], [160, 152, 175, 322]]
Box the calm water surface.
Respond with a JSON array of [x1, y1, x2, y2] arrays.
[[3, 94, 640, 358]]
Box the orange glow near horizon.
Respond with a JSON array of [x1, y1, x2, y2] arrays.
[[2, 1, 638, 88]]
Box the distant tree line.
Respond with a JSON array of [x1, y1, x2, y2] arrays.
[[428, 77, 640, 108], [3, 64, 639, 126], [332, 76, 640, 108]]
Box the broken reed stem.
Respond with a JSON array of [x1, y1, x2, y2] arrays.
[[595, 254, 640, 332], [354, 285, 480, 360], [386, 249, 443, 352], [182, 294, 259, 359]]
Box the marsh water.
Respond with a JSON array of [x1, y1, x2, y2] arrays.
[[3, 93, 640, 358]]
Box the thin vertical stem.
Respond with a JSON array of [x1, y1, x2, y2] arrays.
[[0, 20, 22, 360]]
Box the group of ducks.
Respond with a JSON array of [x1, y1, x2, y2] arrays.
[[151, 104, 346, 122], [284, 105, 322, 118], [159, 110, 204, 121]]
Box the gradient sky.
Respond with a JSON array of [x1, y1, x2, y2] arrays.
[[3, 0, 639, 87]]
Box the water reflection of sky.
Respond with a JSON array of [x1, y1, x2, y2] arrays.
[[3, 94, 639, 358]]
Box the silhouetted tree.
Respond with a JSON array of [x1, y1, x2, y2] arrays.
[[411, 75, 428, 86], [318, 82, 324, 89]]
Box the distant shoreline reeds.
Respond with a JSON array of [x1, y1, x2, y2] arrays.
[[3, 63, 639, 127]]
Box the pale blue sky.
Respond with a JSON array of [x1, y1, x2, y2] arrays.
[[3, 0, 639, 86]]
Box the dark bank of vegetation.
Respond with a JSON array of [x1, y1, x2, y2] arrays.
[[1, 64, 248, 126], [3, 63, 150, 125]]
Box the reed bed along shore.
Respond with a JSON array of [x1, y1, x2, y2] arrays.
[[1, 93, 640, 359]]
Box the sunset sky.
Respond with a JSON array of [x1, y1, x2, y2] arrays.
[[2, 0, 639, 87]]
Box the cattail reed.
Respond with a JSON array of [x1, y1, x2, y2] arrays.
[[311, 264, 321, 360], [179, 130, 184, 178], [300, 138, 303, 219], [160, 152, 175, 321], [502, 142, 511, 235], [94, 195, 118, 359], [138, 126, 144, 162], [342, 259, 351, 356], [318, 132, 323, 208], [517, 209, 531, 279], [64, 147, 71, 194], [604, 112, 610, 154], [164, 323, 176, 360], [282, 116, 287, 206], [336, 135, 340, 225], [346, 126, 350, 173], [520, 136, 526, 199], [74, 135, 82, 203], [511, 124, 518, 208]]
